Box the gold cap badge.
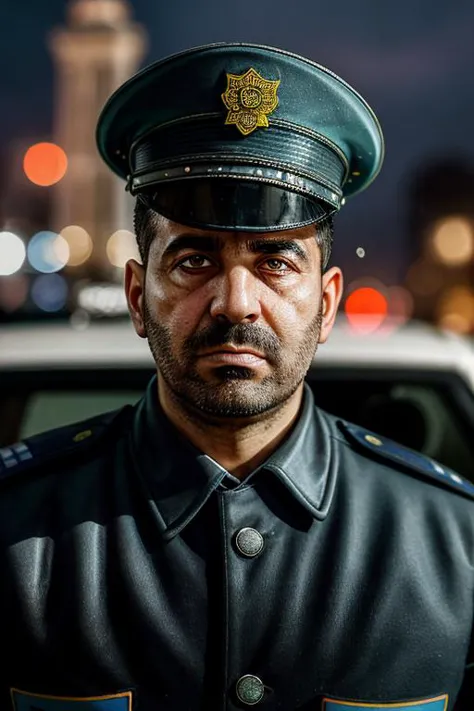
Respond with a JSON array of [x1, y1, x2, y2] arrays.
[[221, 68, 280, 136]]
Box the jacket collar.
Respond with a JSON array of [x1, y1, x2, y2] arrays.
[[130, 376, 337, 539]]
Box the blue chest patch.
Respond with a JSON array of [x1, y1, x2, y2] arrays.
[[11, 689, 132, 711], [323, 695, 448, 711]]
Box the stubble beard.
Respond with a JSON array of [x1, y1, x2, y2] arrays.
[[142, 298, 323, 420]]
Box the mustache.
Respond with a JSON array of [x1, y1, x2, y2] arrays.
[[183, 323, 281, 362]]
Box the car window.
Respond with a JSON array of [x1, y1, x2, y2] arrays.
[[20, 391, 143, 439]]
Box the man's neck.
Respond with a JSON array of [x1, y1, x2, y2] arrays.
[[156, 376, 304, 480]]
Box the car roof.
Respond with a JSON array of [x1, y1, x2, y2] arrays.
[[0, 317, 473, 388]]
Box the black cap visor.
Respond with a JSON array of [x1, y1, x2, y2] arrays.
[[137, 180, 332, 232]]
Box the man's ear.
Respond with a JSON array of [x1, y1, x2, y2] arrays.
[[319, 266, 344, 344], [124, 259, 146, 338]]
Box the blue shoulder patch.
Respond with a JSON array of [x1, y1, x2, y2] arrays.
[[339, 420, 474, 500], [0, 407, 130, 484]]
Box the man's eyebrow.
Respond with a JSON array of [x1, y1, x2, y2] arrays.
[[247, 239, 309, 263], [161, 234, 221, 259]]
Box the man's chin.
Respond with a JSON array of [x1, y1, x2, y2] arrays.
[[172, 377, 293, 419], [205, 365, 256, 381]]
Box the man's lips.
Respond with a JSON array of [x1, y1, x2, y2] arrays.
[[198, 346, 267, 365], [200, 346, 265, 358]]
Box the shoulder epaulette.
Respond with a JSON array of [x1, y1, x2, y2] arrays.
[[0, 406, 132, 485], [338, 420, 474, 501]]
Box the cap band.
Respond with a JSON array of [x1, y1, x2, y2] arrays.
[[130, 116, 346, 209]]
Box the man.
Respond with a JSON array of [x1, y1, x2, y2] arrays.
[[1, 43, 473, 711]]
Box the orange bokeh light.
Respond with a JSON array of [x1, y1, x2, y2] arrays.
[[23, 142, 68, 187], [345, 287, 388, 333]]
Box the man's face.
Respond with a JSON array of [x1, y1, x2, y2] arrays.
[[126, 215, 343, 419]]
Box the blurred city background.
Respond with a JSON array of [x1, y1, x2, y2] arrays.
[[1, 0, 474, 334]]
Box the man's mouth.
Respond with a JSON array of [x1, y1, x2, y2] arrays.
[[198, 345, 266, 366]]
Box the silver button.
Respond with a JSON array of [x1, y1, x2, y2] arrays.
[[235, 674, 265, 705], [235, 528, 264, 558]]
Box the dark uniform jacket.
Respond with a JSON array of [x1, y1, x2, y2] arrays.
[[0, 377, 473, 711]]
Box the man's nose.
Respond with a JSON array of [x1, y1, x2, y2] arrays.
[[209, 266, 261, 324]]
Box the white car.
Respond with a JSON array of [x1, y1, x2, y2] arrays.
[[1, 317, 473, 480]]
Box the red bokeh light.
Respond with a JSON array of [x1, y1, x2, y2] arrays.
[[23, 142, 68, 187], [345, 287, 388, 333]]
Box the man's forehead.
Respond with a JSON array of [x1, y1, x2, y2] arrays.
[[159, 218, 318, 249]]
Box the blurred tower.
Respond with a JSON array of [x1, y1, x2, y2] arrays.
[[49, 0, 147, 277]]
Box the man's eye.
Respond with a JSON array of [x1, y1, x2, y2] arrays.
[[178, 255, 212, 269], [264, 258, 291, 273]]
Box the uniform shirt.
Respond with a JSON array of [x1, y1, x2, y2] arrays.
[[0, 376, 473, 711]]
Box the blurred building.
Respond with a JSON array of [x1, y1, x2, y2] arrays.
[[404, 157, 474, 334], [49, 0, 147, 278]]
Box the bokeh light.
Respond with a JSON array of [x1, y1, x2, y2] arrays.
[[430, 216, 474, 267], [106, 229, 139, 268], [356, 247, 366, 258], [345, 286, 388, 334], [27, 231, 70, 273], [23, 142, 68, 187], [439, 313, 472, 334], [0, 231, 26, 275], [60, 225, 93, 266], [0, 274, 29, 312], [31, 273, 68, 312], [406, 259, 444, 297], [436, 286, 474, 334], [77, 283, 128, 315]]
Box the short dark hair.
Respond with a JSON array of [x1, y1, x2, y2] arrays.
[[315, 212, 334, 271], [134, 195, 161, 266], [133, 195, 334, 270]]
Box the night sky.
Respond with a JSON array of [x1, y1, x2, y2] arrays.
[[2, 0, 474, 285]]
